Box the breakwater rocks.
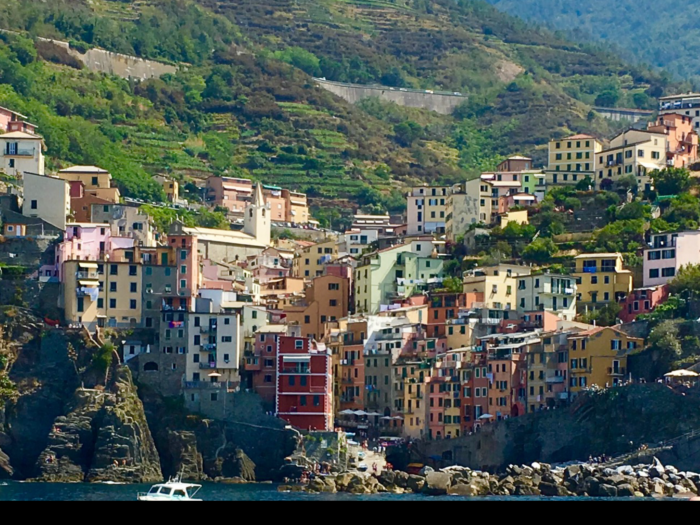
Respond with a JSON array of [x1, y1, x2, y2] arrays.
[[280, 458, 700, 497]]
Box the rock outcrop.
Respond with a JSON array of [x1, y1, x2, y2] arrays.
[[166, 431, 204, 481], [35, 368, 162, 483], [0, 447, 13, 478]]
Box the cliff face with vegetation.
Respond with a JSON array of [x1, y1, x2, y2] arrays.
[[0, 0, 683, 227]]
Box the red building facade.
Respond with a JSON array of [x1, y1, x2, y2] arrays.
[[275, 336, 333, 431]]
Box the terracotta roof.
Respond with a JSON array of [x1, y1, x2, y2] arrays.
[[564, 134, 595, 140]]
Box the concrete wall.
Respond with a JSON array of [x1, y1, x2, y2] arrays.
[[38, 37, 177, 80], [593, 107, 654, 124], [314, 79, 467, 115]]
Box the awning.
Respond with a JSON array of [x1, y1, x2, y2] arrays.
[[78, 280, 99, 287], [78, 262, 99, 269], [638, 161, 663, 171], [282, 355, 311, 362]]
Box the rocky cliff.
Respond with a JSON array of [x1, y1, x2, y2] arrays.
[[0, 308, 161, 482]]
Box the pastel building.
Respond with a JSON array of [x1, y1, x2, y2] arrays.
[[57, 166, 120, 204], [647, 113, 698, 168], [206, 176, 252, 214], [22, 172, 70, 231], [568, 326, 643, 396], [546, 134, 603, 187], [643, 231, 700, 287], [406, 186, 451, 235], [659, 93, 700, 131], [619, 285, 669, 323], [573, 253, 633, 311], [445, 178, 494, 241], [1, 130, 45, 177], [516, 273, 577, 321], [462, 264, 532, 312], [596, 130, 667, 193]]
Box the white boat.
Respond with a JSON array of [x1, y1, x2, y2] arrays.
[[137, 476, 202, 501]]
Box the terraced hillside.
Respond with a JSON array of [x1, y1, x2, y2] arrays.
[[0, 0, 684, 222]]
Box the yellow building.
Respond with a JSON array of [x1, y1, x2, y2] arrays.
[[462, 264, 531, 311], [63, 260, 142, 330], [394, 359, 428, 439], [500, 209, 528, 229], [293, 238, 338, 279], [163, 179, 179, 202], [57, 165, 120, 203], [573, 253, 633, 311], [568, 326, 643, 395], [546, 134, 603, 187]]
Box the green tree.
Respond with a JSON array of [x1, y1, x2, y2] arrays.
[[580, 302, 622, 326], [651, 167, 691, 196], [440, 276, 463, 293], [522, 238, 558, 263], [393, 121, 423, 147], [668, 264, 700, 296], [575, 176, 594, 191]]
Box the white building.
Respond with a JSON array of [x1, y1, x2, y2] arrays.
[[659, 93, 700, 131], [0, 131, 45, 177], [22, 172, 70, 231], [516, 274, 577, 321]]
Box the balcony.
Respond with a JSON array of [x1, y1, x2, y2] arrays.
[[76, 288, 96, 298], [607, 367, 626, 377], [184, 381, 233, 390], [4, 147, 35, 157], [199, 362, 218, 370], [545, 376, 565, 384], [76, 271, 99, 280]]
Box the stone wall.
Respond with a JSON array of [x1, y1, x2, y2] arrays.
[[593, 107, 654, 124], [314, 79, 466, 115]]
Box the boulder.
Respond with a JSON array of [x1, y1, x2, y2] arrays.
[[616, 465, 634, 476], [379, 470, 396, 487], [449, 483, 479, 496], [616, 484, 635, 497], [407, 474, 425, 493], [564, 465, 580, 480], [598, 484, 618, 497], [419, 465, 434, 476], [423, 472, 451, 496], [334, 472, 353, 490], [514, 484, 541, 496], [394, 470, 409, 488], [508, 465, 523, 476], [649, 458, 665, 479], [539, 481, 568, 497]]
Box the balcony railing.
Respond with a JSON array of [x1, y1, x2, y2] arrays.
[[199, 362, 218, 370], [4, 147, 35, 157], [76, 271, 99, 279], [184, 381, 230, 390]]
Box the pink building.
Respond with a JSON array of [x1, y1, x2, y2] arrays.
[[56, 223, 134, 281], [206, 176, 253, 214], [0, 106, 36, 134], [643, 231, 700, 287], [263, 186, 286, 222], [244, 325, 287, 407], [167, 230, 200, 308], [647, 113, 699, 168], [619, 285, 669, 323]]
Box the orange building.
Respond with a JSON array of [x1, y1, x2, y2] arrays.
[[428, 292, 467, 339], [283, 275, 350, 340], [648, 113, 699, 168]]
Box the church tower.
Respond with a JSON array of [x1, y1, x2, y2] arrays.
[[244, 183, 271, 246]]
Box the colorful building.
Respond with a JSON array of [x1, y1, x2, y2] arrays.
[[516, 273, 577, 321], [546, 134, 603, 187], [275, 336, 333, 431], [573, 253, 633, 312], [619, 285, 669, 323], [568, 326, 643, 396], [406, 186, 451, 236], [643, 231, 700, 287]]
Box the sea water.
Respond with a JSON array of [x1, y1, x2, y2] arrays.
[[0, 482, 687, 501]]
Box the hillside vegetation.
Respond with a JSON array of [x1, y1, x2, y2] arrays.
[[0, 0, 684, 223], [487, 0, 700, 84]]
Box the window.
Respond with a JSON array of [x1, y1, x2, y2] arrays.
[[330, 300, 337, 307], [110, 264, 118, 276], [77, 297, 84, 313], [221, 336, 233, 343], [662, 267, 676, 278], [109, 299, 117, 309], [300, 396, 307, 406], [180, 265, 187, 275], [304, 316, 310, 324], [289, 376, 296, 386], [130, 283, 137, 293], [97, 298, 104, 309], [649, 269, 660, 279], [30, 200, 37, 210], [295, 340, 304, 349], [130, 300, 137, 310], [110, 282, 117, 292], [313, 396, 320, 407], [129, 265, 137, 276], [180, 250, 187, 261]]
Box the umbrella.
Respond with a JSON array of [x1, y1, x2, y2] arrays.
[[478, 414, 493, 419], [208, 372, 221, 377], [339, 409, 355, 415], [380, 416, 392, 420], [665, 370, 699, 378], [393, 416, 404, 420], [354, 410, 368, 416], [367, 412, 382, 416]]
